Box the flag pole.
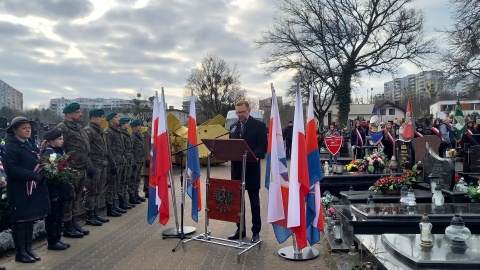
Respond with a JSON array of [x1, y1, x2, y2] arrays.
[[277, 82, 319, 261], [162, 87, 196, 239]]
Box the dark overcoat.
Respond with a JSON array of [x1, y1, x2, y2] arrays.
[[4, 135, 51, 222], [230, 115, 268, 190]]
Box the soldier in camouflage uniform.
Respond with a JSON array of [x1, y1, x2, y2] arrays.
[[83, 109, 111, 224], [104, 112, 126, 216], [141, 118, 152, 198], [55, 102, 94, 238], [129, 120, 146, 204], [118, 117, 134, 210]]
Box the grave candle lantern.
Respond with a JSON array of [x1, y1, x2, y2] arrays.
[[407, 187, 416, 207], [428, 173, 440, 194], [419, 213, 433, 250], [432, 184, 444, 212], [445, 214, 471, 253], [333, 217, 343, 243]]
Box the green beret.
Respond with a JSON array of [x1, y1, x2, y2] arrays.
[[119, 117, 130, 125], [62, 103, 80, 114], [105, 112, 117, 121], [89, 109, 104, 118], [130, 120, 141, 127]]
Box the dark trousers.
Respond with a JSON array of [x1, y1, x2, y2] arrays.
[[46, 198, 65, 245], [285, 139, 292, 159], [353, 147, 364, 159], [236, 189, 261, 234]]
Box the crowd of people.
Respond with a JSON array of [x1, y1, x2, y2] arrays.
[[0, 103, 152, 264], [348, 117, 480, 159]]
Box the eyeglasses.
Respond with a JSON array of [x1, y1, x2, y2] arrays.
[[236, 111, 247, 115]]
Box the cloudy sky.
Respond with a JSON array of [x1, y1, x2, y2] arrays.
[[0, 0, 453, 110]]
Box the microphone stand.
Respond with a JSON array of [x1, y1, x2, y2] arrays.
[[170, 128, 234, 252]]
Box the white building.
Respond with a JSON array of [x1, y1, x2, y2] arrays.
[[0, 80, 23, 111], [430, 99, 480, 119], [167, 107, 188, 126], [376, 101, 406, 123], [50, 97, 133, 115], [384, 70, 445, 102], [453, 74, 479, 95]]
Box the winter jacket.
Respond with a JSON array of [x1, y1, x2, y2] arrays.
[[4, 135, 50, 222]]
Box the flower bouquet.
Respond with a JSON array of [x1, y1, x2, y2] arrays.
[[368, 175, 406, 194], [38, 153, 76, 185], [467, 180, 480, 203], [447, 149, 456, 158], [359, 151, 387, 173], [403, 164, 421, 184], [345, 160, 361, 172]]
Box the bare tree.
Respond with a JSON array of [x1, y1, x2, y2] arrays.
[[185, 55, 246, 119], [285, 69, 336, 128], [257, 0, 436, 126], [443, 0, 480, 80]]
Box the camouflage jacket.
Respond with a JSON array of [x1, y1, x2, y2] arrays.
[[84, 122, 109, 166], [120, 128, 134, 166], [55, 120, 92, 170], [104, 124, 125, 165], [131, 131, 145, 163]]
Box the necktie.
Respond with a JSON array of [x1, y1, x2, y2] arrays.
[[24, 140, 32, 148], [240, 122, 244, 138]]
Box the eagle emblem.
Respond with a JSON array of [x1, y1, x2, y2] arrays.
[[213, 186, 234, 213]]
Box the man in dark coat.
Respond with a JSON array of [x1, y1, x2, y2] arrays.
[[228, 100, 267, 243], [282, 121, 293, 160], [56, 103, 93, 237]]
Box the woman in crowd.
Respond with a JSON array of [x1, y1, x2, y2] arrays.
[[381, 121, 395, 159], [41, 129, 71, 251], [466, 120, 477, 135], [432, 118, 451, 158], [3, 117, 50, 263], [350, 120, 366, 159]]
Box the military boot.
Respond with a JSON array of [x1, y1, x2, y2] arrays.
[[124, 193, 135, 208], [113, 199, 127, 213], [63, 220, 84, 238], [135, 192, 146, 202], [118, 195, 132, 210], [86, 210, 102, 226], [129, 194, 141, 205], [12, 223, 36, 263], [72, 217, 90, 235], [107, 203, 122, 217], [94, 206, 110, 222]]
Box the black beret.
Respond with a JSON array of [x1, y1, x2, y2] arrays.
[[44, 129, 63, 141], [63, 103, 80, 114]]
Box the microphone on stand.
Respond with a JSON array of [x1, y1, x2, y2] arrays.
[[230, 125, 237, 134]]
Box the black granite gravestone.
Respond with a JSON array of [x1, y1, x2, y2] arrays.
[[413, 135, 441, 164], [464, 144, 480, 173], [396, 139, 414, 170], [423, 142, 455, 191]]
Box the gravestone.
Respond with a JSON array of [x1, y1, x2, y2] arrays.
[[413, 135, 441, 164], [395, 139, 414, 170], [423, 142, 455, 191], [464, 144, 480, 173]]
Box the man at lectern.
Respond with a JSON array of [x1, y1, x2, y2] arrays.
[[228, 100, 268, 243]]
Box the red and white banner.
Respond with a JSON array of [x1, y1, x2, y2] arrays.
[[324, 136, 343, 156]]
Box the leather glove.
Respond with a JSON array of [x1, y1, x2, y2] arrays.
[[144, 161, 150, 168], [110, 164, 117, 175], [132, 164, 137, 170], [86, 168, 96, 179]]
